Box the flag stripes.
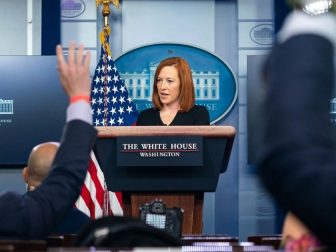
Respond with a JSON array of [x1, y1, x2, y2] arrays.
[[76, 151, 123, 219]]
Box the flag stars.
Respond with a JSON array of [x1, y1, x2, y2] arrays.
[[120, 85, 126, 93], [118, 107, 124, 115], [111, 97, 117, 104], [94, 118, 100, 126], [109, 118, 115, 126], [119, 96, 125, 104], [113, 75, 119, 83], [112, 86, 118, 93], [126, 106, 133, 114], [117, 117, 124, 125], [91, 50, 138, 130], [110, 107, 117, 115], [106, 86, 111, 94]]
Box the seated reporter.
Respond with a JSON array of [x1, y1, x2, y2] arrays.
[[0, 42, 96, 239], [136, 57, 210, 126], [22, 142, 91, 235]]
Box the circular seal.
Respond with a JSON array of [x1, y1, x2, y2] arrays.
[[249, 24, 273, 46], [61, 0, 86, 18], [115, 43, 237, 125]]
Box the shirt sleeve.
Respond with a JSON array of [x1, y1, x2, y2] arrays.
[[66, 101, 92, 125]]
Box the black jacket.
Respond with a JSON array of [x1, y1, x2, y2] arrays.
[[0, 120, 96, 239], [258, 34, 336, 249]]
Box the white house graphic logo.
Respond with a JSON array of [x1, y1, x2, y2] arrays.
[[61, 0, 86, 18], [250, 24, 273, 46], [120, 62, 220, 101], [115, 44, 237, 125], [0, 99, 13, 114]]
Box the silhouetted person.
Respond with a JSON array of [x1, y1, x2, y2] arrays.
[[258, 2, 336, 249]]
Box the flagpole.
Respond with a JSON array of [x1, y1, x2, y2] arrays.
[[95, 0, 122, 215]]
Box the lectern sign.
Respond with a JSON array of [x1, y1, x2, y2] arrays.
[[116, 136, 203, 167]]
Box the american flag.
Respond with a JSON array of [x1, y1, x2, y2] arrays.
[[75, 26, 138, 219]]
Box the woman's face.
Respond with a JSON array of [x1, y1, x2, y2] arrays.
[[156, 66, 181, 109]]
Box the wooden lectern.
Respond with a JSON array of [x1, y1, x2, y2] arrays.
[[95, 126, 235, 235]]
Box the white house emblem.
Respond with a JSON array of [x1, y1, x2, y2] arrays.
[[0, 99, 14, 114], [115, 44, 237, 125]]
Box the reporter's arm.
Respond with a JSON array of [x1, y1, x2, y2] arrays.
[[23, 43, 96, 238]]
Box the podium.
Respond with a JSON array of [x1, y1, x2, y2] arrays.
[[95, 126, 235, 235]]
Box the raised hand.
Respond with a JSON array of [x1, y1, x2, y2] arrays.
[[56, 42, 91, 99]]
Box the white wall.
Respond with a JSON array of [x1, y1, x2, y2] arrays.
[[0, 0, 41, 55], [237, 0, 276, 239]]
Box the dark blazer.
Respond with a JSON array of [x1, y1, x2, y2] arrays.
[[25, 189, 91, 235], [0, 120, 97, 239], [258, 34, 336, 248], [136, 105, 210, 126], [53, 208, 91, 235]]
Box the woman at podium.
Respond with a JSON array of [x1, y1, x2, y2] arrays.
[[136, 57, 210, 126]]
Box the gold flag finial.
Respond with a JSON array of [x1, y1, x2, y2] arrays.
[[100, 25, 111, 56], [96, 0, 120, 26]]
